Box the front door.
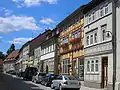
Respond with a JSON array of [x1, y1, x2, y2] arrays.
[[101, 57, 108, 88]]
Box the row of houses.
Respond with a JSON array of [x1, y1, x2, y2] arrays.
[[3, 0, 120, 90]]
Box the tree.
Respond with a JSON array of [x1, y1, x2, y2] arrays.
[[7, 44, 15, 55], [0, 51, 5, 60]]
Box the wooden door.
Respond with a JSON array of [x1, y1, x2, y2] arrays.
[[101, 57, 108, 88]]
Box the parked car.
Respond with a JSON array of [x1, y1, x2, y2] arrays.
[[32, 72, 46, 83], [41, 73, 58, 87], [51, 75, 81, 90], [23, 67, 38, 80], [17, 71, 25, 77], [6, 70, 16, 75]]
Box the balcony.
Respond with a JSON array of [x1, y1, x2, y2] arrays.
[[69, 37, 81, 44], [60, 49, 70, 55], [59, 43, 69, 48]]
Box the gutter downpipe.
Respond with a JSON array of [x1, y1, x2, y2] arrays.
[[112, 0, 117, 90]]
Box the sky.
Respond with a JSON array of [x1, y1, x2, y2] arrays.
[[0, 0, 91, 54]]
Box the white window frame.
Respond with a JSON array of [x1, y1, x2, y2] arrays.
[[91, 60, 94, 73], [95, 60, 99, 73], [87, 61, 90, 73], [105, 4, 109, 15], [101, 24, 107, 41], [86, 36, 90, 45], [90, 35, 93, 44], [100, 7, 104, 17], [63, 59, 69, 74]]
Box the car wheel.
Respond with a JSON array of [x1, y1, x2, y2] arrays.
[[34, 80, 36, 83], [45, 82, 47, 86], [51, 84, 54, 89], [59, 85, 62, 90]]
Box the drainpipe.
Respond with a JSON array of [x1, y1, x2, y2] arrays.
[[112, 0, 117, 90]]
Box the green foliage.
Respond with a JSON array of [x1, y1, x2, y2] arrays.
[[0, 51, 5, 60], [7, 44, 15, 55]]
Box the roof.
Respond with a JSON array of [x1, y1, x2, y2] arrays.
[[57, 5, 86, 28], [19, 41, 31, 53], [83, 0, 106, 14], [29, 29, 52, 56], [5, 50, 19, 61]]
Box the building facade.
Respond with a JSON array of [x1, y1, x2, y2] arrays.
[[40, 29, 59, 74], [16, 41, 30, 72], [57, 6, 85, 80], [34, 46, 41, 69], [116, 0, 120, 89], [4, 50, 19, 72], [84, 0, 113, 89]]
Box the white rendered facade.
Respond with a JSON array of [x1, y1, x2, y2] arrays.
[[84, 0, 113, 89]]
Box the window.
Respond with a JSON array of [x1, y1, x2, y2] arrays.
[[44, 48, 45, 54], [100, 7, 104, 17], [95, 60, 99, 72], [91, 61, 94, 72], [77, 31, 81, 38], [105, 5, 109, 14], [87, 61, 90, 72], [73, 60, 77, 74], [88, 14, 91, 23], [90, 35, 93, 44], [72, 31, 81, 39], [46, 47, 48, 53], [101, 25, 107, 41], [79, 59, 84, 80], [63, 59, 69, 74], [56, 76, 63, 80], [92, 12, 95, 21], [51, 45, 53, 51], [94, 33, 97, 43], [53, 44, 55, 51], [86, 36, 89, 45], [62, 37, 68, 44]]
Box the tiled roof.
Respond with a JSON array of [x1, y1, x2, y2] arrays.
[[4, 50, 19, 61]]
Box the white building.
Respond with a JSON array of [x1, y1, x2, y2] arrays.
[[84, 0, 113, 89], [4, 50, 19, 72], [16, 42, 30, 72], [34, 46, 41, 68], [40, 29, 58, 74], [116, 0, 120, 89]]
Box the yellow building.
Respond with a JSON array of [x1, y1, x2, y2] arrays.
[[57, 5, 85, 80]]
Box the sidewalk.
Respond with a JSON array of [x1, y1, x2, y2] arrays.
[[81, 86, 105, 90], [80, 81, 106, 90]]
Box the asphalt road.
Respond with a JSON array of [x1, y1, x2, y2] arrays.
[[0, 73, 53, 90]]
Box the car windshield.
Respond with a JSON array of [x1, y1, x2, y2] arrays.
[[64, 76, 77, 80]]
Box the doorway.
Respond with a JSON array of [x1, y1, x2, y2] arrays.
[[101, 57, 108, 88]]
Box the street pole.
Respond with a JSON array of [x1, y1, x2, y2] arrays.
[[112, 0, 117, 90]]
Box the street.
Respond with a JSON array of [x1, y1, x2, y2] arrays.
[[0, 73, 53, 90], [0, 73, 105, 90]]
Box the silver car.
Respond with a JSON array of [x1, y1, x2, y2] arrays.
[[51, 75, 81, 90], [32, 72, 46, 83]]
